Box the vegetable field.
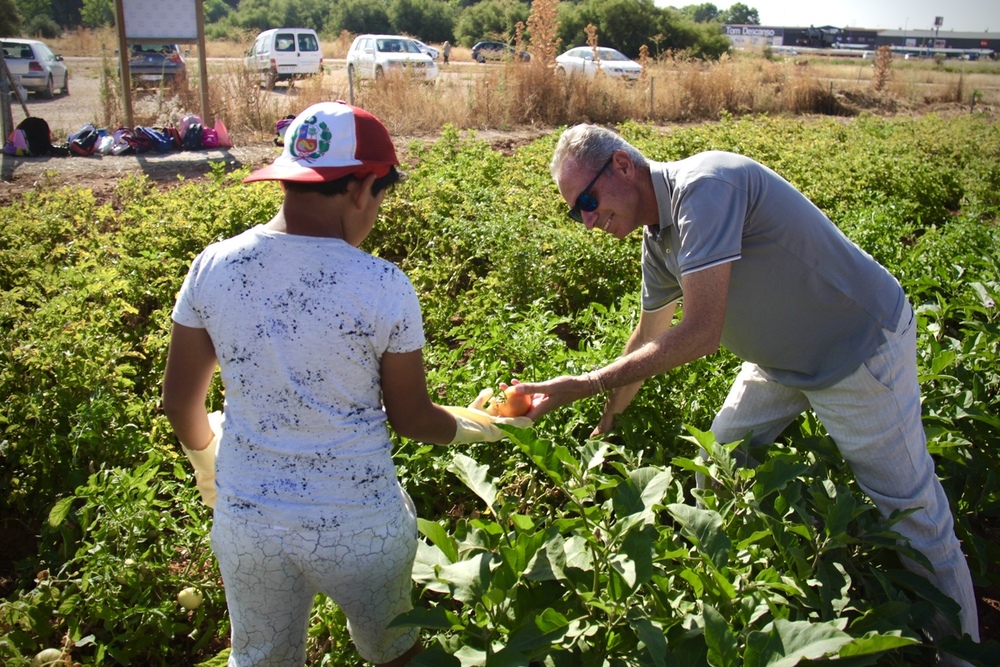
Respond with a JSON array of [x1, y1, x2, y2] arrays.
[[1, 113, 999, 666]]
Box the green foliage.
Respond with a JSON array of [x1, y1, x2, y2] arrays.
[[454, 0, 530, 47], [325, 0, 393, 38], [555, 0, 730, 58], [2, 115, 999, 665], [718, 2, 759, 25], [1, 0, 22, 36], [80, 0, 112, 28]]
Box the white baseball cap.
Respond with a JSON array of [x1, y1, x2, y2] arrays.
[[244, 101, 399, 183]]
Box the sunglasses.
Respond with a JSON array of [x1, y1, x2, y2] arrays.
[[568, 156, 614, 222]]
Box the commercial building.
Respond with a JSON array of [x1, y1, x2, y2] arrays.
[[723, 24, 999, 59]]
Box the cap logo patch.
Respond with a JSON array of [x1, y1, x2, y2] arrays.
[[290, 115, 333, 162]]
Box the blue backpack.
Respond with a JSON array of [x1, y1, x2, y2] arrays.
[[135, 126, 174, 153]]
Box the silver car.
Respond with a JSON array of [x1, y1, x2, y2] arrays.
[[555, 46, 642, 81], [2, 38, 69, 98]]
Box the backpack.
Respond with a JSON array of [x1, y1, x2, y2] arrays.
[[274, 114, 295, 146], [201, 126, 219, 148], [125, 127, 154, 154], [68, 123, 99, 156], [182, 123, 203, 150], [110, 127, 134, 156], [163, 126, 183, 149], [3, 129, 31, 156], [135, 126, 174, 153], [179, 113, 203, 139], [16, 117, 52, 156]]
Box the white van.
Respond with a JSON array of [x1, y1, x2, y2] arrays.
[[246, 28, 323, 88]]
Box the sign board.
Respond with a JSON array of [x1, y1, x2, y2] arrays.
[[122, 0, 199, 42], [934, 16, 944, 27], [115, 0, 211, 127]]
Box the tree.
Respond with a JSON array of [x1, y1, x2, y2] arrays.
[[204, 0, 231, 24], [680, 3, 719, 23], [327, 0, 392, 36], [454, 0, 529, 47], [718, 2, 759, 25], [2, 0, 22, 36], [80, 0, 112, 27]]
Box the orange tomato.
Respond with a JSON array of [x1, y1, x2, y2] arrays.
[[494, 386, 531, 418]]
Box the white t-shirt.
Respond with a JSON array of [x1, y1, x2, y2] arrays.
[[172, 226, 425, 530]]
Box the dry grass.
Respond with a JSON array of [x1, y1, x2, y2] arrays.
[[44, 28, 999, 143]]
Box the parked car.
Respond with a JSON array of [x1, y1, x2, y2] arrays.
[[1, 38, 69, 98], [346, 34, 438, 82], [246, 28, 323, 89], [125, 43, 187, 88], [412, 39, 439, 60], [554, 46, 642, 81], [471, 41, 530, 63]]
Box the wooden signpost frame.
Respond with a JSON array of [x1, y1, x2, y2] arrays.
[[113, 0, 211, 129]]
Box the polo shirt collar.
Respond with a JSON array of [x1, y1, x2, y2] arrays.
[[648, 160, 674, 240]]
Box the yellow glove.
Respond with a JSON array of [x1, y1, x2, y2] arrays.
[[443, 389, 532, 445], [181, 411, 223, 508]]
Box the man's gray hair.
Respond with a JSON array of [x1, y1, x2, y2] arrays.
[[550, 124, 648, 181]]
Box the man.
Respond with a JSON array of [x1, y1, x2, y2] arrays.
[[513, 124, 979, 658]]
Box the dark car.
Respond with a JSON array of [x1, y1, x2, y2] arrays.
[[471, 41, 530, 63], [126, 44, 187, 87]]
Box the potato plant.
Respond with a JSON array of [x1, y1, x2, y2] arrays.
[[1, 115, 998, 665]]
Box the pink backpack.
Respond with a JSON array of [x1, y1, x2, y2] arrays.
[[3, 129, 31, 156]]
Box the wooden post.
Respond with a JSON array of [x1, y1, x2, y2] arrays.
[[114, 0, 134, 129], [195, 0, 211, 125]]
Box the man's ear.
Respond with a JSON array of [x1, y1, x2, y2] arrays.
[[611, 149, 631, 176], [349, 173, 379, 209]]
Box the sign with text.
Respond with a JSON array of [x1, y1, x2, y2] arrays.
[[122, 0, 199, 41]]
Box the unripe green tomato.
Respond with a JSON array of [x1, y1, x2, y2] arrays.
[[177, 586, 203, 610]]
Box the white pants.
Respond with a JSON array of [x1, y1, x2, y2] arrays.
[[711, 304, 979, 646], [212, 494, 419, 666]]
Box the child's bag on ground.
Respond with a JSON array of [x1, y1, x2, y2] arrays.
[[3, 129, 31, 156], [68, 123, 99, 156], [20, 117, 53, 156]]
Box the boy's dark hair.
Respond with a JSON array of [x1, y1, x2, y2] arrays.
[[283, 166, 402, 198]]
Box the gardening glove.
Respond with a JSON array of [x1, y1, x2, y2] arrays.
[[442, 389, 532, 445], [181, 411, 223, 508]]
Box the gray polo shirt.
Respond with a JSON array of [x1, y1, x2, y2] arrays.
[[642, 151, 905, 390]]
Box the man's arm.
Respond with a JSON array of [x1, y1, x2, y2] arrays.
[[516, 262, 731, 421], [591, 302, 675, 436]]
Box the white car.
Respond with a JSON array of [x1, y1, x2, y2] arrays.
[[346, 34, 438, 82], [412, 39, 439, 60], [555, 46, 642, 81], [1, 38, 69, 98]]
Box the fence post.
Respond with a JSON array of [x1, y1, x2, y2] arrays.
[[649, 76, 654, 119]]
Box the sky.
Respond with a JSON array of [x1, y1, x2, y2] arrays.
[[668, 0, 1000, 33]]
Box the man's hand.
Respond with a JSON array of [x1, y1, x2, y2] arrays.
[[512, 374, 593, 421]]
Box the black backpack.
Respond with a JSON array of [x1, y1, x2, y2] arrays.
[[68, 124, 99, 156], [16, 117, 52, 156], [182, 123, 203, 150]]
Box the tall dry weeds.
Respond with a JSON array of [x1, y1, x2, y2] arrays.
[[871, 45, 893, 92]]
